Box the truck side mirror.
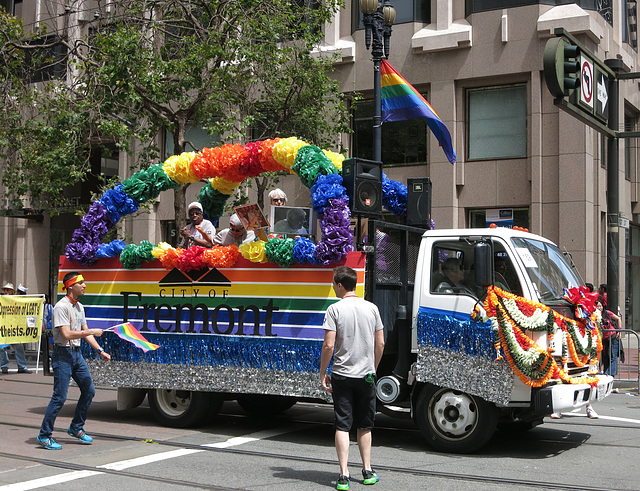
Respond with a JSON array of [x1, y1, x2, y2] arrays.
[[474, 242, 493, 287]]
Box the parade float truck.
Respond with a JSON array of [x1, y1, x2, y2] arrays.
[[58, 137, 612, 452], [58, 220, 613, 454]]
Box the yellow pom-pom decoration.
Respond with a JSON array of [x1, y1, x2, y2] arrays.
[[323, 149, 345, 171], [239, 239, 268, 263], [151, 242, 173, 259], [162, 152, 198, 184], [271, 137, 308, 170], [209, 176, 242, 195]]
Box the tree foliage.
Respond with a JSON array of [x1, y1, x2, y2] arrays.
[[0, 0, 350, 223]]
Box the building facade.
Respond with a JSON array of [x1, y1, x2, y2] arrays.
[[1, 0, 639, 329]]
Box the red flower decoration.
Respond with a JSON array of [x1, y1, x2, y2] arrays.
[[177, 245, 207, 271]]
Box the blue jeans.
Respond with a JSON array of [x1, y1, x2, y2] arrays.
[[39, 346, 96, 438], [0, 344, 27, 371], [605, 337, 620, 377]]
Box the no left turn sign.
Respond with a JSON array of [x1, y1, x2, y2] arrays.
[[580, 57, 594, 108]]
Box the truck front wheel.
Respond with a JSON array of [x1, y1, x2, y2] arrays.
[[415, 384, 497, 453], [149, 389, 222, 428]]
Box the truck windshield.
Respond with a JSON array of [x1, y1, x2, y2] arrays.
[[511, 237, 582, 301]]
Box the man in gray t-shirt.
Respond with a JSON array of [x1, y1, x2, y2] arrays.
[[320, 266, 385, 490]]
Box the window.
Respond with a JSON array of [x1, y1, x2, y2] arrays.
[[101, 155, 119, 178], [353, 0, 429, 30], [623, 0, 638, 49], [165, 124, 220, 157], [352, 99, 427, 165], [466, 1, 613, 25], [467, 84, 527, 160], [21, 35, 67, 83], [469, 208, 530, 229], [1, 0, 15, 15], [161, 220, 178, 247], [430, 242, 473, 296], [624, 111, 638, 181]]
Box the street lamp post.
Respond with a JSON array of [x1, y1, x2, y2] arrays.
[[360, 0, 396, 162]]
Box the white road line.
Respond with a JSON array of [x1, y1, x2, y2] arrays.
[[98, 448, 202, 471], [1, 427, 296, 490], [560, 413, 640, 424], [592, 415, 640, 424], [0, 471, 102, 490]]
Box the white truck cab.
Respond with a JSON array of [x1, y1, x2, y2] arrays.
[[409, 228, 614, 452]]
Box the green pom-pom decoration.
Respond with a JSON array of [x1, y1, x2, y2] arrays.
[[292, 145, 338, 189], [198, 184, 228, 220], [122, 164, 180, 203], [264, 237, 296, 268], [120, 240, 155, 270]]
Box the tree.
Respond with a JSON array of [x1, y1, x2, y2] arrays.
[[0, 0, 350, 227]]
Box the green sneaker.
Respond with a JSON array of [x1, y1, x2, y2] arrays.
[[362, 469, 379, 485], [336, 475, 350, 490]]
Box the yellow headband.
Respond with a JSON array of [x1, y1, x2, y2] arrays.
[[63, 274, 84, 290]]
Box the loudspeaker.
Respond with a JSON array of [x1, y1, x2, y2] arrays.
[[342, 158, 383, 217], [406, 177, 432, 227]]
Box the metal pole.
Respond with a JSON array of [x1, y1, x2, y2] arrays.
[[373, 58, 382, 162], [605, 59, 624, 316], [361, 1, 393, 164]]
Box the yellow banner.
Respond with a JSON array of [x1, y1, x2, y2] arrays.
[[0, 295, 43, 344]]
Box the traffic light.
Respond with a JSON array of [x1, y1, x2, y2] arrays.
[[544, 37, 580, 98]]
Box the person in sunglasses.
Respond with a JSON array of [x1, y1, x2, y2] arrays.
[[214, 213, 255, 246], [179, 202, 215, 248], [435, 258, 475, 296], [268, 188, 287, 207]]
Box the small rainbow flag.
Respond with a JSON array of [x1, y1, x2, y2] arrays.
[[381, 60, 456, 164], [107, 322, 160, 352]]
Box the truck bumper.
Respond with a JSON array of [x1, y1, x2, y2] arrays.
[[546, 374, 614, 413]]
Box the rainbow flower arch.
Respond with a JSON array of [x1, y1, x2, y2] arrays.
[[66, 137, 409, 271]]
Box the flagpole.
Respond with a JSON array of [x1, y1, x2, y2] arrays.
[[360, 0, 395, 163]]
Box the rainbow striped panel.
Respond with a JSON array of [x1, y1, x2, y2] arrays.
[[58, 252, 366, 342]]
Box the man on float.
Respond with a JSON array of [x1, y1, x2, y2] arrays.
[[179, 202, 215, 248], [214, 214, 255, 246]]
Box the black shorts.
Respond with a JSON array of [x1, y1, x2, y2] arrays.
[[331, 373, 376, 432]]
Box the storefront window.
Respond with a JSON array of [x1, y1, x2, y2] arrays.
[[467, 85, 527, 160]]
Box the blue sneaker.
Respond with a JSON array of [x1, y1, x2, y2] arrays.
[[67, 428, 93, 444], [37, 435, 62, 450]]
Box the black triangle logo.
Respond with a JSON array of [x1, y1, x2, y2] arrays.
[[185, 268, 210, 282], [159, 267, 231, 287], [198, 269, 231, 285], [159, 268, 191, 285]]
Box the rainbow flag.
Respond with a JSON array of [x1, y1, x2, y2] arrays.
[[381, 60, 456, 164], [108, 322, 160, 352]]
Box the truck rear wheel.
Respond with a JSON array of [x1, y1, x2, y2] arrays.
[[237, 395, 297, 416], [149, 389, 223, 428], [415, 384, 497, 453]]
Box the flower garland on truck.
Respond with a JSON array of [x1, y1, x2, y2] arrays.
[[481, 285, 602, 388], [65, 137, 411, 271]]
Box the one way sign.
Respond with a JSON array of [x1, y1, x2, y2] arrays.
[[596, 71, 609, 121]]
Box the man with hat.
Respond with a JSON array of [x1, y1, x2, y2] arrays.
[[214, 213, 256, 246], [179, 201, 216, 248], [0, 282, 31, 374]]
